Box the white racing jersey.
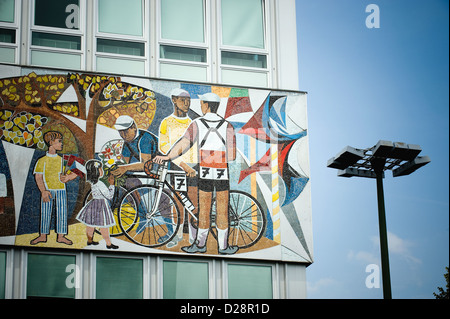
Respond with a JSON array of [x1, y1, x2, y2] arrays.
[[193, 113, 231, 180]]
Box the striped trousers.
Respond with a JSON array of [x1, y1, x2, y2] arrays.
[[40, 189, 68, 234]]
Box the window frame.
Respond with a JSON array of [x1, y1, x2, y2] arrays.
[[28, 0, 86, 70], [93, 0, 149, 76], [156, 0, 210, 82], [90, 253, 149, 299], [217, 0, 271, 87], [0, 249, 13, 299], [0, 0, 21, 64], [159, 256, 214, 299], [223, 260, 277, 299], [23, 250, 82, 299]]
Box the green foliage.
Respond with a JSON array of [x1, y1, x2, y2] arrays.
[[434, 267, 449, 299]]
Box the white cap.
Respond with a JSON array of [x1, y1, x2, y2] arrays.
[[170, 88, 190, 98], [198, 92, 220, 103], [114, 115, 135, 130]]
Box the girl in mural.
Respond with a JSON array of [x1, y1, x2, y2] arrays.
[[76, 159, 118, 249]]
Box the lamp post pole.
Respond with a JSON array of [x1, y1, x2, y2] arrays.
[[327, 140, 430, 299], [373, 159, 392, 299]]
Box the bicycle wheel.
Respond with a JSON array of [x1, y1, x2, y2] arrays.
[[211, 190, 266, 249], [118, 185, 181, 248], [83, 186, 128, 237]]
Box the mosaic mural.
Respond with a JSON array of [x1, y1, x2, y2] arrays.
[[0, 65, 312, 263]]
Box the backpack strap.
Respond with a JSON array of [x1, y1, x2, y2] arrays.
[[199, 119, 226, 148]]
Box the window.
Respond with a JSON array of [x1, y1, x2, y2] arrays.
[[0, 0, 19, 63], [95, 0, 147, 76], [221, 0, 265, 49], [227, 264, 273, 299], [163, 260, 209, 299], [26, 253, 77, 299], [30, 0, 84, 69], [219, 0, 269, 87], [0, 251, 6, 299], [158, 0, 209, 82], [95, 256, 143, 299]]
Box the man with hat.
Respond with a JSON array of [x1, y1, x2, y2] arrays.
[[154, 92, 238, 255], [159, 88, 199, 247], [111, 115, 158, 178], [111, 115, 159, 235]]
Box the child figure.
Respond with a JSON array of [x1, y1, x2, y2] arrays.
[[76, 159, 118, 249]]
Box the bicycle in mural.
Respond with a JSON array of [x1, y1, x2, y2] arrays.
[[86, 159, 266, 249]]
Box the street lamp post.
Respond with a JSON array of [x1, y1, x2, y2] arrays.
[[327, 140, 430, 299]]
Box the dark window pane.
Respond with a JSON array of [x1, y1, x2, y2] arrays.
[[32, 31, 81, 50], [222, 51, 267, 68], [97, 38, 145, 56], [96, 257, 143, 299], [0, 28, 15, 43], [34, 0, 79, 29], [160, 45, 206, 63]]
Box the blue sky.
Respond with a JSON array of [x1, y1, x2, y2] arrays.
[[296, 0, 449, 298]]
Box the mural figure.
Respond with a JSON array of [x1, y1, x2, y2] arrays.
[[158, 88, 198, 247], [154, 93, 238, 255], [0, 70, 312, 263], [110, 115, 158, 181], [30, 131, 79, 245], [75, 159, 118, 249], [110, 115, 159, 235]]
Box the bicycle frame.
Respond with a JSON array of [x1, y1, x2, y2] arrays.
[[126, 162, 197, 222]]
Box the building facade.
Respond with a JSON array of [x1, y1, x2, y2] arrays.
[[0, 0, 312, 299]]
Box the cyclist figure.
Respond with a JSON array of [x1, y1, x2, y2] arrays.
[[159, 88, 199, 248], [111, 115, 160, 235], [110, 115, 158, 180], [154, 92, 239, 255]]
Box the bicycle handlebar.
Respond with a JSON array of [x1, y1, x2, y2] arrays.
[[109, 159, 187, 183]]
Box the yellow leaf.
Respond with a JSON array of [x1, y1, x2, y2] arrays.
[[4, 121, 13, 130], [26, 123, 35, 132]]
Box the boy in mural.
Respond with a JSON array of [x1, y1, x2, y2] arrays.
[[159, 88, 198, 247], [30, 131, 79, 245], [154, 93, 238, 255]]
